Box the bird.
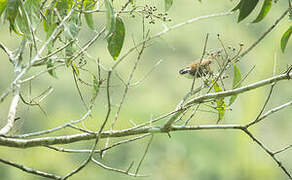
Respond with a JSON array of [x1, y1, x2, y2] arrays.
[[179, 52, 219, 79]]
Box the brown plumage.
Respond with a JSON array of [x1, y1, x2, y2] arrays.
[[179, 52, 218, 79]]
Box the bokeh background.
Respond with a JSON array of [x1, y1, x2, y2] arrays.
[[1, 0, 292, 180]]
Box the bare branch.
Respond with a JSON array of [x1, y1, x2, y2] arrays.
[[246, 100, 292, 127], [46, 134, 151, 154], [0, 158, 62, 180], [91, 158, 148, 177], [274, 144, 292, 155], [241, 128, 292, 179], [0, 87, 20, 135], [135, 134, 153, 175], [185, 72, 292, 107]]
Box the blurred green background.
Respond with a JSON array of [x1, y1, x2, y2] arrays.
[[1, 0, 292, 180]]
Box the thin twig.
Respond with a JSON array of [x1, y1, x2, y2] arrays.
[[190, 33, 209, 92], [274, 144, 292, 155], [45, 134, 151, 154], [11, 109, 92, 138], [135, 134, 153, 175], [91, 158, 147, 177], [0, 158, 62, 180], [112, 11, 233, 70], [254, 53, 277, 121], [241, 128, 292, 179], [246, 100, 292, 127]]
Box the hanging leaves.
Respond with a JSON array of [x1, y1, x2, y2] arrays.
[[47, 59, 57, 78], [5, 0, 21, 34], [107, 17, 125, 60], [0, 0, 7, 17], [232, 0, 259, 23], [228, 63, 242, 106], [43, 6, 57, 39], [212, 80, 226, 123], [252, 0, 272, 23], [281, 26, 292, 53], [15, 0, 41, 39], [89, 72, 102, 102], [104, 0, 116, 39], [83, 0, 95, 30]]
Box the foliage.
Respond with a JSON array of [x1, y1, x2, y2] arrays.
[[0, 0, 292, 180]]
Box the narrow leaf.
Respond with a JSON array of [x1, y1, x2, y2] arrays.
[[65, 43, 74, 66], [89, 72, 100, 102], [231, 0, 242, 12], [85, 12, 94, 29], [238, 0, 259, 22], [165, 0, 173, 11], [84, 0, 95, 29], [24, 0, 40, 29], [212, 80, 226, 123], [0, 0, 6, 17], [47, 59, 57, 78], [104, 0, 116, 38], [6, 0, 21, 34], [107, 16, 125, 60], [228, 63, 242, 106], [281, 26, 292, 53], [252, 0, 272, 23], [43, 7, 57, 37], [6, 0, 19, 21]]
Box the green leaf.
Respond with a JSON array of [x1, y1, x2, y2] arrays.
[[104, 0, 116, 38], [252, 0, 272, 23], [15, 12, 28, 37], [24, 0, 40, 29], [228, 63, 242, 106], [84, 12, 94, 29], [89, 72, 100, 102], [14, 0, 40, 39], [231, 0, 242, 12], [281, 26, 292, 53], [6, 0, 19, 21], [211, 80, 225, 123], [107, 16, 125, 60], [0, 0, 7, 17], [237, 0, 259, 22], [5, 0, 21, 35], [93, 75, 99, 93], [65, 43, 74, 66], [84, 0, 95, 29], [43, 7, 57, 38], [165, 0, 173, 11], [47, 59, 57, 78], [213, 81, 225, 123]]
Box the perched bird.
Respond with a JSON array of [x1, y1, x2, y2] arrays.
[[179, 52, 219, 79]]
